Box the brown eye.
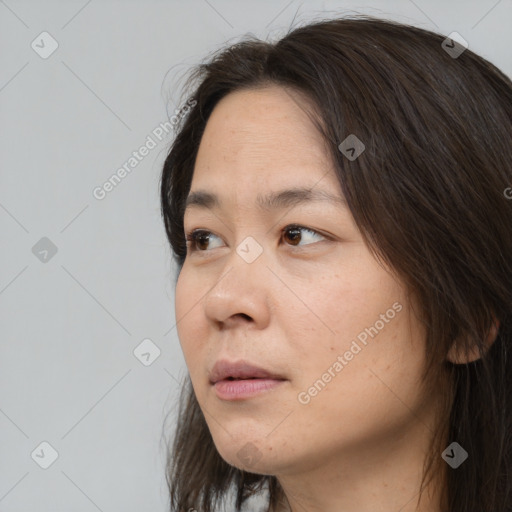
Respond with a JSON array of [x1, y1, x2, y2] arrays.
[[194, 232, 210, 251], [185, 230, 224, 252], [282, 226, 302, 246], [281, 225, 326, 247]]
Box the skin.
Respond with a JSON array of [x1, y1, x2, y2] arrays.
[[174, 85, 450, 512]]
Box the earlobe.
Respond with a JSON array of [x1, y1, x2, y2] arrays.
[[446, 317, 500, 364]]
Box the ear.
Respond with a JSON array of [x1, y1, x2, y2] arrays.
[[446, 316, 500, 364]]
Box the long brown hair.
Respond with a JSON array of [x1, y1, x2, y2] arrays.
[[160, 14, 512, 512]]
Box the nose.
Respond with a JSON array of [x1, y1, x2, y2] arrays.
[[203, 249, 272, 331]]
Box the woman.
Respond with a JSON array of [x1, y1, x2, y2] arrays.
[[160, 14, 512, 512]]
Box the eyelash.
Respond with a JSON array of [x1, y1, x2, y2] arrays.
[[185, 224, 327, 253]]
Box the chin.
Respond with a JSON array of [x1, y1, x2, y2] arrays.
[[215, 435, 291, 475]]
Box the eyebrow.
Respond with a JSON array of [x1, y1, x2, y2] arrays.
[[184, 187, 347, 214]]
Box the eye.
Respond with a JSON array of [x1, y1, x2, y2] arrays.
[[281, 224, 327, 247], [185, 224, 327, 253], [185, 230, 224, 252]]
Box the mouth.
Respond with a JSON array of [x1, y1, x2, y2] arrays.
[[212, 376, 286, 401], [212, 375, 287, 385], [209, 359, 287, 401], [209, 359, 286, 385], [223, 376, 268, 381]]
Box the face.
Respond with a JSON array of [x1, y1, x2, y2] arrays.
[[175, 85, 435, 477]]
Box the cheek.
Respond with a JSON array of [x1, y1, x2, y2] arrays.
[[290, 309, 426, 455], [294, 263, 398, 352], [302, 289, 424, 409], [289, 264, 412, 394], [174, 268, 205, 363], [174, 265, 193, 320]]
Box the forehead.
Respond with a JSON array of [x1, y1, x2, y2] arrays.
[[190, 85, 340, 203]]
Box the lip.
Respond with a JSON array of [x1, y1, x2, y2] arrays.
[[209, 359, 286, 384], [213, 378, 286, 400], [209, 359, 287, 401]]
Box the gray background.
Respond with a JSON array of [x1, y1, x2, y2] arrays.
[[1, 1, 510, 511]]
